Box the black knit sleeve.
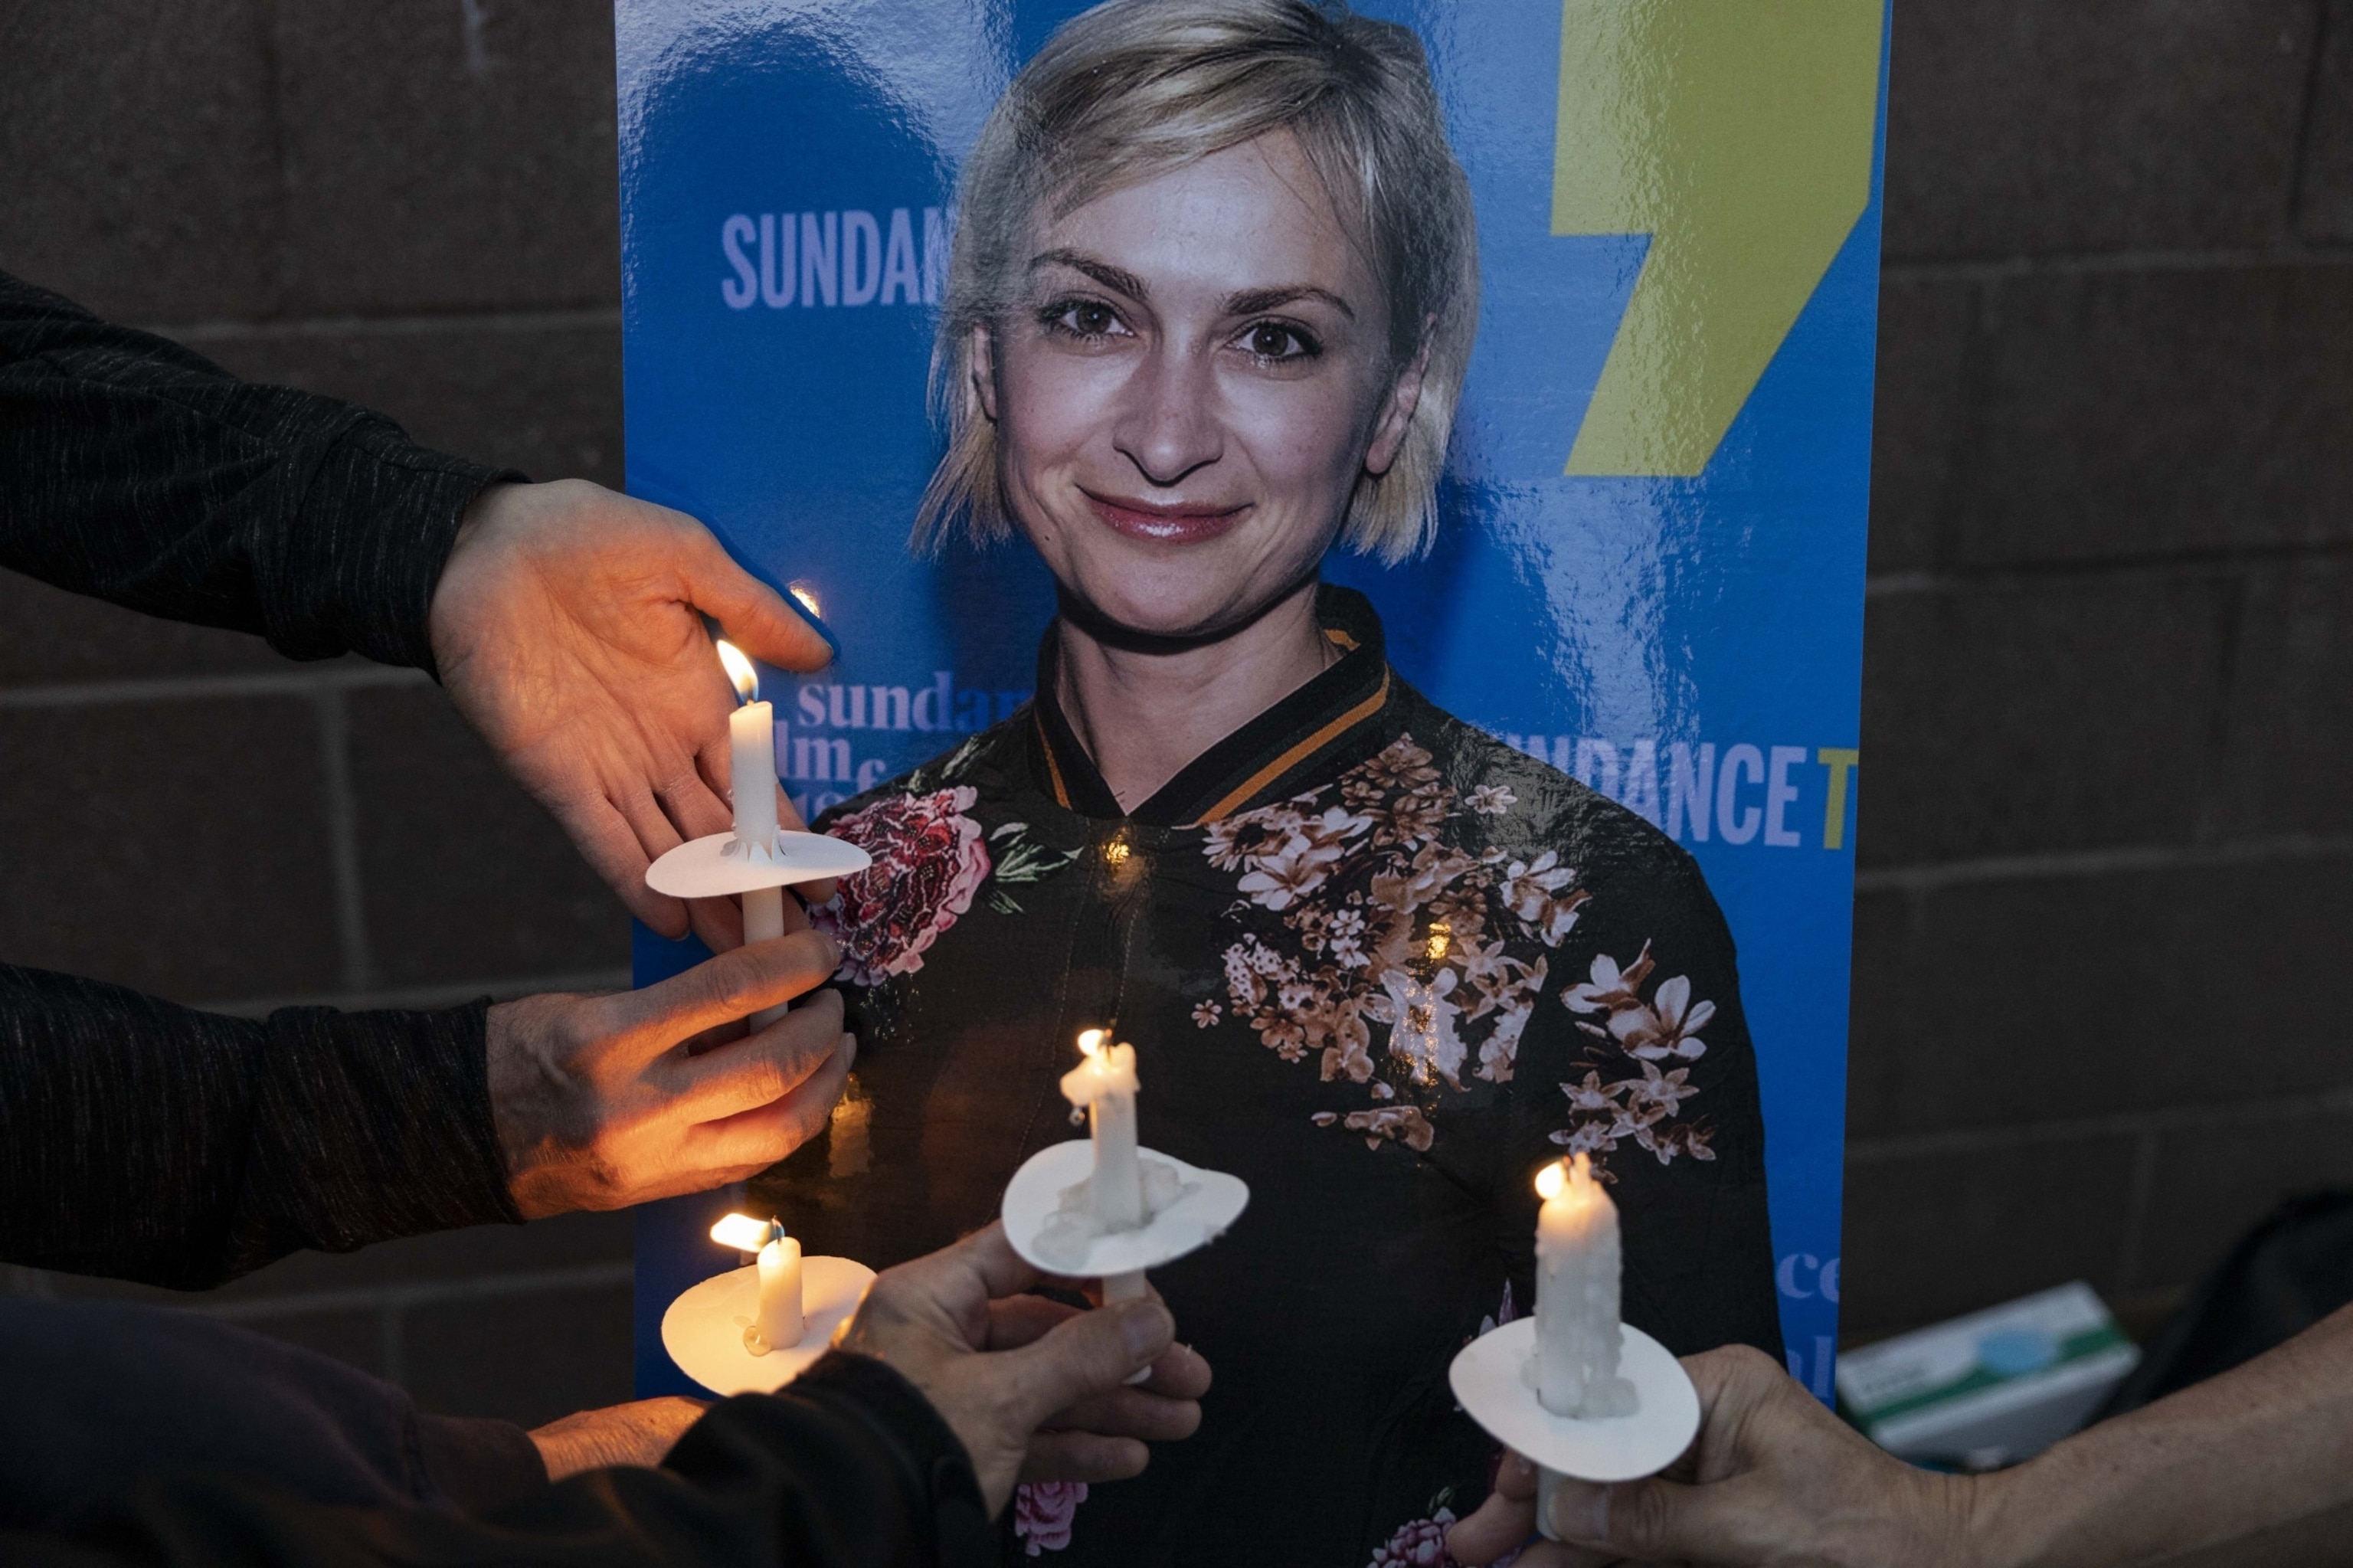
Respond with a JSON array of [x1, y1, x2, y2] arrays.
[[0, 964, 519, 1288], [0, 1298, 548, 1530], [0, 269, 517, 674], [8, 1353, 996, 1568]]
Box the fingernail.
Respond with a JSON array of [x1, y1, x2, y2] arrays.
[[1549, 1481, 1608, 1543], [1118, 1301, 1171, 1362], [782, 585, 842, 660]]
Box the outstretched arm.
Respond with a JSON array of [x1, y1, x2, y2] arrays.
[[1, 930, 853, 1286], [7, 1354, 995, 1568], [1, 270, 832, 950], [8, 1223, 1206, 1568], [1448, 1301, 2353, 1567], [0, 269, 502, 669]]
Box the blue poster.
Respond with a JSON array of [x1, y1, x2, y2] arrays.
[[620, 0, 1884, 1552]]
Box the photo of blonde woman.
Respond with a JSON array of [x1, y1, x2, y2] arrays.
[[751, 3, 1783, 1560]]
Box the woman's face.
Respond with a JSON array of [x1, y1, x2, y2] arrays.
[[975, 129, 1425, 643]]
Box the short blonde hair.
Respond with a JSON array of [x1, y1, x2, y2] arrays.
[[913, 0, 1478, 566]]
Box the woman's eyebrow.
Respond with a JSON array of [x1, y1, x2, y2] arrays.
[[1225, 284, 1356, 321], [1028, 248, 1149, 302]]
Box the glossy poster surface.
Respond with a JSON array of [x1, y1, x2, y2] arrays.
[[620, 0, 1888, 1403]]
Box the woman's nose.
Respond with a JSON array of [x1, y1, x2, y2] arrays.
[[1111, 344, 1222, 487]]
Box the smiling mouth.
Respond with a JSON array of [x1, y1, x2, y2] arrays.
[[1082, 490, 1249, 545]]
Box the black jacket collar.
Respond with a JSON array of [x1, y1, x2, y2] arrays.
[[1029, 584, 1393, 827]]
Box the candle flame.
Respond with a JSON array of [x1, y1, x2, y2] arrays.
[[1425, 920, 1451, 964], [788, 581, 823, 620], [710, 1211, 780, 1250], [1534, 1160, 1566, 1201], [715, 639, 759, 705], [1076, 1027, 1107, 1058]]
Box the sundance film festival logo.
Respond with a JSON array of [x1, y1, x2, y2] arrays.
[[719, 205, 951, 310], [1496, 733, 1861, 852]]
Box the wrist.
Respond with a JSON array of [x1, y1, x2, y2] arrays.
[[483, 995, 589, 1219], [427, 479, 522, 676], [1952, 1458, 2061, 1568], [529, 1397, 709, 1480]]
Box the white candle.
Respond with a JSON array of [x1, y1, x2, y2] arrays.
[[711, 1212, 807, 1355], [717, 639, 788, 1027], [756, 1229, 806, 1350], [1533, 1154, 1635, 1419], [1059, 1029, 1143, 1230]]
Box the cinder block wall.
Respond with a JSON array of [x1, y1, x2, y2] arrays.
[[0, 0, 640, 1428], [1844, 1, 2353, 1340], [1, 2, 2347, 1426]]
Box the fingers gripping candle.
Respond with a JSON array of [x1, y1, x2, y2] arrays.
[[717, 639, 788, 1028], [1533, 1154, 1638, 1419]]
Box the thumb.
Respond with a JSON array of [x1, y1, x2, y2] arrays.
[[603, 929, 840, 1059], [684, 530, 836, 674], [1546, 1474, 1750, 1563], [997, 1298, 1173, 1435]]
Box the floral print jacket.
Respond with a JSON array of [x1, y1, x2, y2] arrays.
[[760, 587, 1780, 1568]]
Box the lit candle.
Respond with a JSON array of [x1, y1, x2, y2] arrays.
[[716, 639, 787, 1028], [712, 1212, 804, 1354], [1059, 1028, 1143, 1230], [755, 1226, 806, 1350], [1533, 1154, 1635, 1419]]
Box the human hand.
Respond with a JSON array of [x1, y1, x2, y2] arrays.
[[529, 1396, 710, 1479], [983, 1283, 1212, 1486], [1446, 1346, 1983, 1568], [489, 928, 853, 1218], [833, 1222, 1206, 1514], [430, 479, 834, 954]]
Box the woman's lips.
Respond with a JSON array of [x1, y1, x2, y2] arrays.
[[1083, 491, 1248, 545]]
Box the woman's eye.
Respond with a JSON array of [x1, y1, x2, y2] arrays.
[[1046, 300, 1125, 339], [1239, 322, 1319, 362]]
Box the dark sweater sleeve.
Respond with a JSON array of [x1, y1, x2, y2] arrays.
[[0, 964, 519, 1288], [9, 1354, 995, 1568], [0, 1299, 545, 1532], [0, 269, 515, 673]]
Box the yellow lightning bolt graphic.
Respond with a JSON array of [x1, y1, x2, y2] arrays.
[[1553, 1, 1883, 477]]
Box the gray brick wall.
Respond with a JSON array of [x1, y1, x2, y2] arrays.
[[0, 0, 635, 1427], [1848, 0, 2353, 1339], [0, 0, 2345, 1430]]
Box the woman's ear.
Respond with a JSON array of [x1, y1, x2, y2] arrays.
[[970, 322, 1002, 424], [1363, 327, 1435, 478]]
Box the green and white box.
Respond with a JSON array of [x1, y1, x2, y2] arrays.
[[1836, 1282, 2141, 1468]]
